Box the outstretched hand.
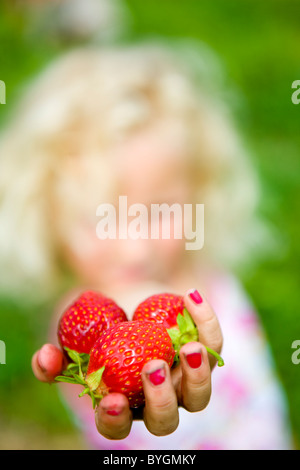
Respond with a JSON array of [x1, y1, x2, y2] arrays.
[[32, 289, 223, 439]]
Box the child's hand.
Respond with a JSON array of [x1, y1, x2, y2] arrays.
[[32, 290, 223, 440]]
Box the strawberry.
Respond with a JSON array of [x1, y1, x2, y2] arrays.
[[132, 292, 185, 329], [58, 290, 128, 355], [57, 321, 175, 408], [57, 290, 128, 376], [133, 293, 224, 367]]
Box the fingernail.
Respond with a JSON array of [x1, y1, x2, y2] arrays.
[[102, 405, 123, 416], [188, 289, 203, 305], [185, 351, 202, 369], [105, 408, 123, 416], [37, 349, 47, 372], [147, 366, 166, 386]]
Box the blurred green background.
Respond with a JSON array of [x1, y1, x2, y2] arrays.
[[0, 0, 299, 449]]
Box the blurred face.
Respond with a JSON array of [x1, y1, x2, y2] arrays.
[[55, 123, 193, 294]]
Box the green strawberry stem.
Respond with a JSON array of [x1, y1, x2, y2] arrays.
[[167, 308, 224, 367], [205, 346, 224, 367], [62, 347, 90, 378], [55, 347, 103, 409]]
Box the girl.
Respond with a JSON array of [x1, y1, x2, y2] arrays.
[[0, 41, 293, 449]]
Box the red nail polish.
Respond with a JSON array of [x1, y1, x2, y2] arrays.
[[106, 408, 122, 416], [147, 366, 166, 386], [185, 352, 202, 368], [188, 289, 203, 305]]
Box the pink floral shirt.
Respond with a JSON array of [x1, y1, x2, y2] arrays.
[[59, 273, 293, 450]]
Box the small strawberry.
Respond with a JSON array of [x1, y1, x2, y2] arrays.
[[133, 293, 224, 367], [132, 293, 185, 329], [57, 290, 128, 374], [58, 290, 128, 355], [57, 321, 175, 408]]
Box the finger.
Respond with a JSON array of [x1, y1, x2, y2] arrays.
[[178, 341, 211, 412], [95, 393, 133, 440], [141, 359, 179, 436], [31, 344, 64, 383], [184, 289, 223, 368]]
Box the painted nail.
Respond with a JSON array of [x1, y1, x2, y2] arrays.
[[188, 289, 203, 305], [147, 366, 166, 386], [185, 351, 202, 369], [106, 408, 123, 416], [102, 406, 123, 416]]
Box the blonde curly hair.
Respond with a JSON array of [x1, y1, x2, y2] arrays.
[[0, 40, 265, 302]]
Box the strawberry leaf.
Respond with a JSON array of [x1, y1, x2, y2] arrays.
[[55, 376, 83, 385], [167, 307, 225, 368], [55, 354, 106, 409], [166, 327, 181, 344], [78, 387, 91, 397], [176, 312, 187, 334], [63, 347, 90, 379], [67, 362, 79, 370], [61, 367, 78, 377], [64, 347, 81, 364], [79, 352, 90, 364], [71, 374, 87, 386], [183, 308, 196, 332], [86, 366, 105, 392]]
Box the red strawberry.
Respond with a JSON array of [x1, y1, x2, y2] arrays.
[[132, 292, 184, 329], [69, 321, 175, 408], [55, 292, 223, 408], [57, 290, 128, 356], [133, 293, 224, 367]]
